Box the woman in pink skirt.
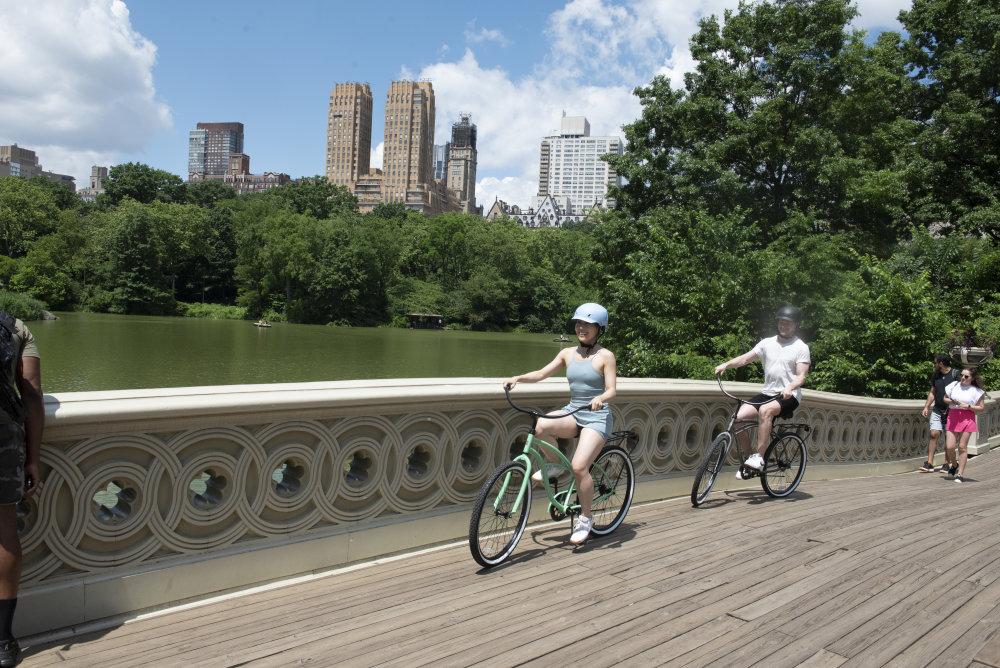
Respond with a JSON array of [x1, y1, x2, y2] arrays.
[[943, 367, 987, 483]]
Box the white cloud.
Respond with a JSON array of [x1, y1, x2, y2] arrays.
[[0, 0, 171, 184], [477, 176, 536, 209], [464, 21, 511, 47]]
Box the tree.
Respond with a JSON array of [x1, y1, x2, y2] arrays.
[[899, 0, 1000, 239], [86, 200, 173, 314], [187, 179, 237, 208], [809, 254, 948, 398], [27, 175, 80, 210], [99, 163, 187, 206], [605, 0, 913, 250], [258, 176, 357, 219], [593, 206, 799, 378], [9, 210, 87, 309], [0, 177, 58, 258]]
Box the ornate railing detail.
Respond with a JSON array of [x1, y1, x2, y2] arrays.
[[14, 378, 997, 636]]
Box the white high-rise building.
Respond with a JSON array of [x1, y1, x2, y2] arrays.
[[535, 114, 622, 215]]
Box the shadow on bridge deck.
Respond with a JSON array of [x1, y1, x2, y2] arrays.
[[23, 452, 1000, 667]]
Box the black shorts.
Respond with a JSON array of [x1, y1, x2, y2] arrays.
[[748, 393, 799, 419], [0, 422, 25, 505]]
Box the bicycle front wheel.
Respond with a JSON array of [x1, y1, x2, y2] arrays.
[[589, 446, 635, 536], [469, 461, 531, 567], [692, 432, 731, 507], [761, 433, 807, 497]]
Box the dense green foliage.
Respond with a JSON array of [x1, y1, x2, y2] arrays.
[[598, 0, 1000, 396], [0, 290, 47, 321], [1, 0, 997, 399], [0, 174, 595, 335]]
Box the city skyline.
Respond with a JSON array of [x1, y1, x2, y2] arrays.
[[1, 0, 911, 209]]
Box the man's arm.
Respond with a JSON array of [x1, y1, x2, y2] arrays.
[[781, 361, 810, 399], [17, 356, 43, 498], [714, 351, 759, 376], [922, 388, 934, 417]]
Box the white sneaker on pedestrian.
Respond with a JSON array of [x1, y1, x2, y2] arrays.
[[570, 515, 593, 544], [531, 463, 563, 483], [744, 453, 764, 471]]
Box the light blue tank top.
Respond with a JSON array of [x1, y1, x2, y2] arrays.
[[567, 356, 605, 404], [562, 352, 613, 439]]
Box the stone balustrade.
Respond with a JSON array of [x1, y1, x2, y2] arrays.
[[17, 378, 999, 637]]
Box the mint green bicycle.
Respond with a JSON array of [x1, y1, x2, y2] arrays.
[[469, 388, 637, 568]]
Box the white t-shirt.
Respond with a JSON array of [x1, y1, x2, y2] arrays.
[[944, 381, 985, 407], [751, 335, 811, 401]]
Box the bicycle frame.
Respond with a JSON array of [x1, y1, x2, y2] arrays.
[[495, 387, 625, 518], [510, 433, 577, 515], [715, 373, 810, 460]]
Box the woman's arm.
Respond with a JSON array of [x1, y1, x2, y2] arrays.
[[504, 349, 569, 389], [958, 394, 986, 413]]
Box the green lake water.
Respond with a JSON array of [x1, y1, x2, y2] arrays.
[[28, 312, 573, 393]]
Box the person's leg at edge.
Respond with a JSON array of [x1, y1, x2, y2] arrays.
[[944, 431, 958, 475], [0, 504, 21, 661], [571, 428, 607, 519], [926, 427, 941, 468], [957, 431, 972, 477]]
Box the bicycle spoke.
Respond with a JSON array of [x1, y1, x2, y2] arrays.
[[469, 462, 531, 567], [762, 433, 807, 497], [692, 432, 731, 506]]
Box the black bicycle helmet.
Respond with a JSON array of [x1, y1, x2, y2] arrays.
[[775, 305, 802, 323]]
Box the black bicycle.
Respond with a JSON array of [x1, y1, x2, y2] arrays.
[[691, 374, 811, 506]]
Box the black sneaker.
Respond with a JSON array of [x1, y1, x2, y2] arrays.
[[950, 464, 959, 477], [955, 475, 964, 484], [0, 638, 21, 667], [919, 461, 935, 472]]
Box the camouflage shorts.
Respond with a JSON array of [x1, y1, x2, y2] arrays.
[[0, 421, 25, 504]]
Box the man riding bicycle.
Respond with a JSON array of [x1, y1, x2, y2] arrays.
[[713, 306, 811, 478]]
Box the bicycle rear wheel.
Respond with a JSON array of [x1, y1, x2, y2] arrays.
[[692, 432, 731, 507], [761, 433, 807, 497], [469, 461, 531, 567], [588, 446, 634, 535]]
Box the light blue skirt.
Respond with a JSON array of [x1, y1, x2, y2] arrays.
[[562, 401, 613, 441]]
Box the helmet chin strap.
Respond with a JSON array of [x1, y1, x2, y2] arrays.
[[578, 326, 602, 356]]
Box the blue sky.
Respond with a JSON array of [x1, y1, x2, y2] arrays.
[[1, 0, 911, 208]]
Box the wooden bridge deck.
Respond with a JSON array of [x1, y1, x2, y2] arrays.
[[22, 452, 1000, 667]]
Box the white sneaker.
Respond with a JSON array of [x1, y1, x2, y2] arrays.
[[570, 515, 593, 544], [735, 468, 748, 480], [530, 463, 563, 483], [744, 453, 765, 470]]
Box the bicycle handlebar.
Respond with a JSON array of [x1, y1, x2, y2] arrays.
[[504, 386, 590, 419], [715, 372, 781, 407]]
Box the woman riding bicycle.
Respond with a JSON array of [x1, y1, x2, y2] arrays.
[[504, 303, 617, 545]]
